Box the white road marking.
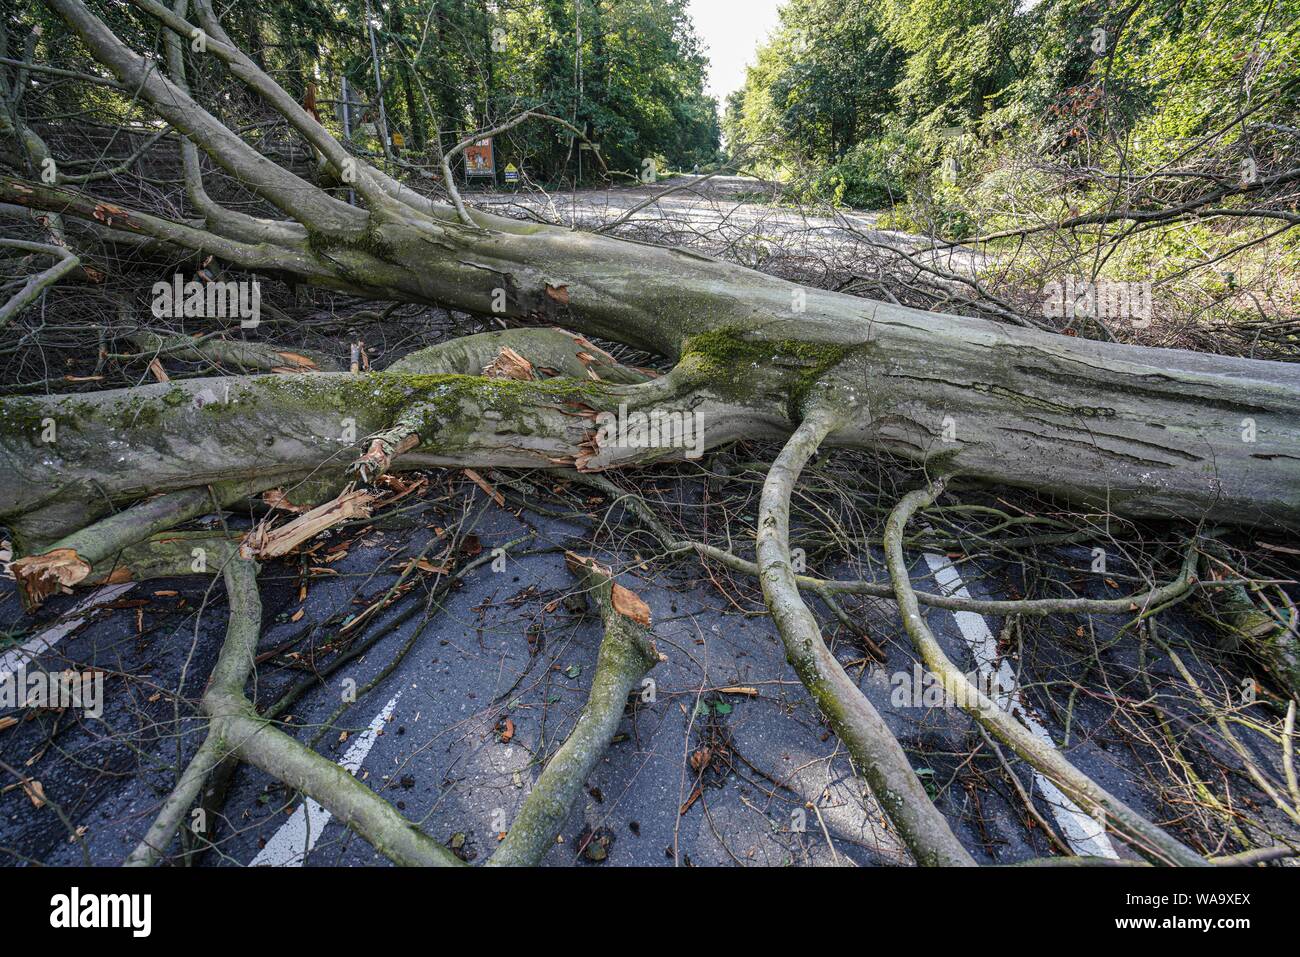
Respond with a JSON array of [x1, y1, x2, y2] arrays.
[[921, 553, 1118, 859], [0, 583, 135, 679], [250, 691, 402, 866]]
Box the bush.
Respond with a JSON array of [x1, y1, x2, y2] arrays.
[[807, 134, 917, 208]]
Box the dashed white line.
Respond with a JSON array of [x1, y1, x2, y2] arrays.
[[0, 583, 135, 679], [921, 552, 1118, 859], [250, 692, 403, 867]]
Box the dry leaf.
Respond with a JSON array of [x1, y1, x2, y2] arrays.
[[262, 488, 309, 513], [24, 779, 45, 808]]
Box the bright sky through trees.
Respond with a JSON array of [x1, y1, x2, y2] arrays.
[[687, 0, 786, 104]]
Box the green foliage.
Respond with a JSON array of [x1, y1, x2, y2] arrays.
[[807, 132, 916, 208], [724, 0, 902, 172], [728, 0, 1299, 214], [27, 0, 722, 185]]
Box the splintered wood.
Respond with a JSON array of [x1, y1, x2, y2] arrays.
[[11, 547, 93, 607], [564, 551, 653, 626], [241, 490, 376, 559], [483, 346, 535, 380]]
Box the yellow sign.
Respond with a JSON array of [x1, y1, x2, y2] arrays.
[[391, 132, 405, 148]]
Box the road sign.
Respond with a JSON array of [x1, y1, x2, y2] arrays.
[[504, 163, 519, 184]]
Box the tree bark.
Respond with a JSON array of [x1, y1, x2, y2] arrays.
[[3, 0, 1295, 530]]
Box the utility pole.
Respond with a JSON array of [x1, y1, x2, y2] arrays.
[[574, 0, 583, 183], [340, 75, 356, 205], [364, 0, 392, 166]]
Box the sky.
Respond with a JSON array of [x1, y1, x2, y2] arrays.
[[687, 0, 786, 106]]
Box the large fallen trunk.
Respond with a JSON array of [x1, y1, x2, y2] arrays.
[[3, 297, 1297, 544], [1, 0, 1294, 532]]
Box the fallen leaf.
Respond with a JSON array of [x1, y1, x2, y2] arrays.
[[24, 779, 45, 808]]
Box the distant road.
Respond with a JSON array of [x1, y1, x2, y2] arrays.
[[466, 174, 985, 276]]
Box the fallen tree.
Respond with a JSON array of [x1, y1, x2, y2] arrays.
[[2, 0, 1298, 867]]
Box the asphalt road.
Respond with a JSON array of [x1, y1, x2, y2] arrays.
[[3, 470, 1275, 867]]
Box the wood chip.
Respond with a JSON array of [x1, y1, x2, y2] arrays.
[[273, 351, 320, 370], [463, 468, 505, 506], [483, 346, 535, 380], [611, 583, 651, 626]]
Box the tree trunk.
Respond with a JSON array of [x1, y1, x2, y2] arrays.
[[4, 173, 1298, 530]]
